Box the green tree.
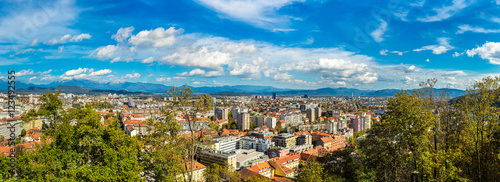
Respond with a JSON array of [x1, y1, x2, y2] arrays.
[[141, 114, 184, 181], [322, 146, 366, 181], [167, 85, 213, 182], [359, 90, 435, 181], [454, 76, 500, 181], [0, 155, 10, 179], [297, 161, 324, 182], [15, 105, 143, 181], [204, 163, 240, 182]]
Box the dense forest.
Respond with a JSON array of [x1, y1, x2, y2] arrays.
[[1, 77, 500, 181]]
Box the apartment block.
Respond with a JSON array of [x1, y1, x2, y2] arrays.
[[272, 133, 297, 148]]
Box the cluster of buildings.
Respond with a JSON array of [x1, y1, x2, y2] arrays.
[[0, 92, 387, 181]]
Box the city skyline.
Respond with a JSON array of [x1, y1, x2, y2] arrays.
[[1, 0, 500, 90]]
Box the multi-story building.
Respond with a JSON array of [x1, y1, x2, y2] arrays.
[[232, 108, 248, 121], [325, 119, 339, 134], [176, 161, 206, 182], [296, 134, 312, 145], [250, 116, 277, 128], [197, 150, 238, 169], [239, 136, 275, 154], [289, 144, 313, 153], [306, 108, 316, 122], [248, 161, 273, 178], [268, 146, 290, 158], [350, 113, 371, 132], [235, 149, 268, 169], [213, 136, 240, 152], [269, 153, 301, 178], [249, 130, 275, 140], [237, 112, 250, 131], [272, 133, 297, 149], [315, 107, 322, 118], [280, 113, 302, 127], [215, 108, 229, 120]]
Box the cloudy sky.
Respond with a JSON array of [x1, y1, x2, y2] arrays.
[[1, 0, 500, 90]]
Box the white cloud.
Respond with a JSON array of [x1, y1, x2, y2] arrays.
[[279, 58, 378, 83], [111, 57, 121, 63], [88, 69, 112, 77], [195, 0, 304, 30], [141, 57, 156, 63], [46, 33, 91, 45], [112, 26, 135, 42], [188, 68, 206, 76], [58, 46, 64, 53], [31, 38, 39, 46], [426, 58, 430, 62], [128, 27, 183, 47], [17, 69, 51, 77], [379, 49, 388, 55], [123, 73, 141, 79], [371, 19, 388, 42], [457, 24, 500, 34], [414, 37, 454, 54], [156, 77, 172, 82], [70, 33, 91, 41], [160, 47, 232, 70], [64, 68, 88, 76], [273, 72, 293, 80], [0, 0, 82, 43], [417, 0, 474, 22], [465, 42, 500, 64], [14, 48, 35, 55], [93, 45, 119, 59]]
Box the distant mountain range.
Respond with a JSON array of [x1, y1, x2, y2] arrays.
[[0, 80, 467, 97]]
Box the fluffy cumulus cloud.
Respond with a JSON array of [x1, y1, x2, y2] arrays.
[[279, 58, 378, 83], [414, 37, 454, 54], [465, 42, 500, 64], [46, 33, 91, 45], [123, 73, 141, 79], [417, 0, 475, 22], [30, 68, 114, 82], [141, 57, 155, 63], [195, 0, 304, 30], [88, 69, 112, 76], [160, 47, 232, 70], [85, 26, 479, 89], [128, 27, 183, 47], [112, 26, 135, 42], [92, 45, 119, 59]]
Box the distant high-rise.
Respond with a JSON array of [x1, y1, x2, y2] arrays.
[[272, 93, 276, 99], [237, 112, 250, 131], [215, 108, 229, 120], [306, 108, 316, 122], [303, 94, 309, 99]]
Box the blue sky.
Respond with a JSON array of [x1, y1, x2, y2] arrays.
[[1, 0, 500, 90]]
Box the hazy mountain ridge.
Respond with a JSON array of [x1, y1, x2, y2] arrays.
[[0, 80, 466, 97]]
